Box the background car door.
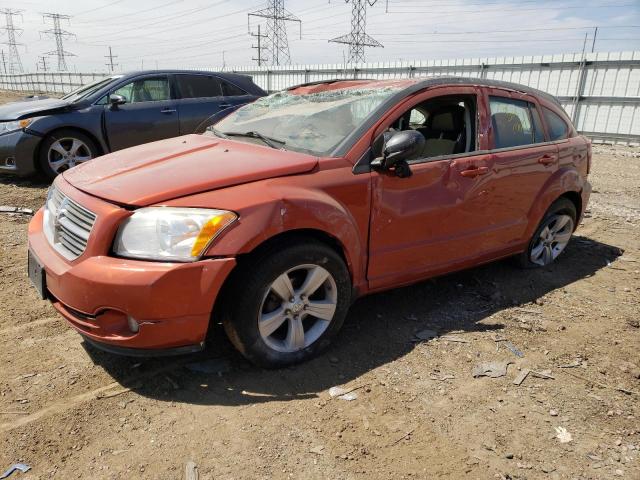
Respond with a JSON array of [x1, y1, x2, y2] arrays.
[[368, 86, 498, 289], [175, 74, 254, 134], [104, 75, 179, 151]]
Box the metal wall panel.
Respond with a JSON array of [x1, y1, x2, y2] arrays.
[[0, 51, 638, 144]]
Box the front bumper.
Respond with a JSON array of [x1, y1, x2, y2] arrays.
[[27, 179, 236, 353], [0, 129, 41, 176]]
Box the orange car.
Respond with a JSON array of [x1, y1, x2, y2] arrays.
[[27, 78, 591, 367]]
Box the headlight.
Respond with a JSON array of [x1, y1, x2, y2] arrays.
[[0, 119, 33, 135], [114, 207, 237, 262]]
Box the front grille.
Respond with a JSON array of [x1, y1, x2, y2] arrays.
[[43, 186, 97, 260]]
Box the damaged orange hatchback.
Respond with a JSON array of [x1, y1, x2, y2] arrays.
[[27, 78, 591, 367]]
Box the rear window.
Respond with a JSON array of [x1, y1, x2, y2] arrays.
[[221, 80, 247, 96], [543, 107, 569, 141], [177, 75, 222, 99], [489, 97, 543, 149]]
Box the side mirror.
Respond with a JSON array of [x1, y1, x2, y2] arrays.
[[372, 130, 425, 177], [109, 94, 126, 110]]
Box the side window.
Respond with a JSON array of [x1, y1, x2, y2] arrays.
[[176, 75, 223, 99], [489, 96, 539, 149], [220, 80, 247, 96], [378, 94, 477, 160], [112, 77, 170, 103], [542, 107, 569, 141]]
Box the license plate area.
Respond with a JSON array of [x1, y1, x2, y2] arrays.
[[27, 249, 46, 300]]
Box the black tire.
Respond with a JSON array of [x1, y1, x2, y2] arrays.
[[38, 129, 99, 181], [516, 197, 577, 269], [223, 239, 352, 368]]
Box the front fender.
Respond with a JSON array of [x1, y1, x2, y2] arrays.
[[163, 178, 369, 290], [29, 110, 108, 154], [524, 166, 587, 240]]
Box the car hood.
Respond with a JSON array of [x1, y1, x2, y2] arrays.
[[64, 134, 319, 206], [0, 97, 72, 121]]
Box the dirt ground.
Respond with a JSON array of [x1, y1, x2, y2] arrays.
[[0, 90, 638, 480]]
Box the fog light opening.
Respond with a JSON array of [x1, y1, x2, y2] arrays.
[[4, 157, 16, 167], [127, 315, 140, 333]]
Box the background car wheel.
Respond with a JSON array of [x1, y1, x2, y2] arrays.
[[223, 239, 352, 368], [516, 197, 576, 269], [38, 129, 99, 180]]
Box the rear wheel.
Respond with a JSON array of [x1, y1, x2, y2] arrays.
[[38, 129, 99, 180], [223, 240, 351, 368], [517, 198, 576, 268]]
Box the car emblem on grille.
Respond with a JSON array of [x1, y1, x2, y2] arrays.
[[52, 198, 69, 243]]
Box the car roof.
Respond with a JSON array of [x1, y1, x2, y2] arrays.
[[287, 76, 560, 106]]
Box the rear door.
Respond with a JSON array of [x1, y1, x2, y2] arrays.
[[175, 74, 254, 134], [480, 88, 558, 244], [104, 75, 179, 151]]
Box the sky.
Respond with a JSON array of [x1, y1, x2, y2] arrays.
[[3, 0, 640, 73]]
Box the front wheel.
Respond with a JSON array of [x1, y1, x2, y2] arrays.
[[223, 241, 352, 368], [38, 129, 99, 180], [516, 198, 576, 268]]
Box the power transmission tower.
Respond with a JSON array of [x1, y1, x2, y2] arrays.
[[248, 1, 301, 66], [329, 0, 383, 64], [105, 46, 118, 72], [37, 55, 49, 72], [41, 13, 76, 71], [1, 9, 24, 73], [250, 25, 268, 67]]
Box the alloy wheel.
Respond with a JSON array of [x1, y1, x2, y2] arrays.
[[47, 137, 93, 174], [258, 264, 338, 353], [530, 214, 574, 266]]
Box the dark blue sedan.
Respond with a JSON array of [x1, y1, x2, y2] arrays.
[[0, 70, 266, 179]]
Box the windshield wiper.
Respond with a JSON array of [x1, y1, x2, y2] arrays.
[[223, 131, 286, 150]]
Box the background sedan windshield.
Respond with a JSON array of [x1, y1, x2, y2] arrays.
[[214, 86, 401, 156]]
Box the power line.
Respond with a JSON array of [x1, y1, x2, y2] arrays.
[[105, 46, 117, 72], [248, 1, 301, 65], [1, 8, 24, 74], [329, 0, 383, 64], [41, 13, 76, 71]]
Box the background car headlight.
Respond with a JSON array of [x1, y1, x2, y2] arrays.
[[0, 119, 33, 135], [114, 207, 237, 261]]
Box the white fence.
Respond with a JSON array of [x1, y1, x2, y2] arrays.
[[1, 50, 639, 144]]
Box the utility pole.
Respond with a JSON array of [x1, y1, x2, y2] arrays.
[[37, 55, 49, 72], [591, 26, 598, 53], [0, 50, 7, 74], [105, 46, 118, 72], [250, 25, 268, 66], [1, 9, 24, 73], [248, 1, 301, 66], [41, 13, 76, 71], [329, 0, 383, 64]]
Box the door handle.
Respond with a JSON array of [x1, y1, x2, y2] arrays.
[[219, 103, 232, 109], [459, 166, 489, 178], [538, 154, 556, 165], [161, 108, 177, 114]]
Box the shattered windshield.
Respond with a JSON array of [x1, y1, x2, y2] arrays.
[[211, 86, 401, 156]]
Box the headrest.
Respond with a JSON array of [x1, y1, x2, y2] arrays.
[[492, 112, 524, 133], [428, 105, 465, 132]]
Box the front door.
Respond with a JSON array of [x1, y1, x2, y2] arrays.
[[367, 86, 499, 289], [104, 75, 180, 151]]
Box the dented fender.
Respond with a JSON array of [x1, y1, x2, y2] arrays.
[[162, 172, 371, 291]]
